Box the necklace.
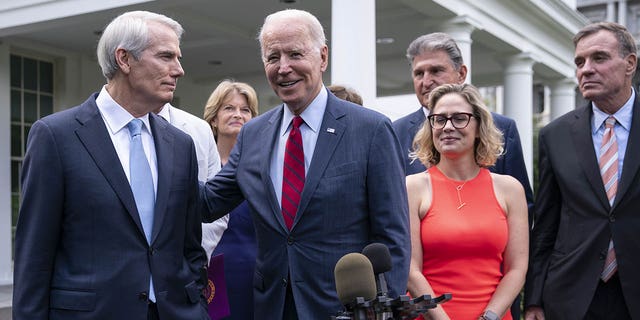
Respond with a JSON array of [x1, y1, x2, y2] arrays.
[[455, 181, 467, 210]]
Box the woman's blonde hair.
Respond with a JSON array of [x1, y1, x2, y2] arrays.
[[203, 79, 258, 139], [410, 83, 503, 167]]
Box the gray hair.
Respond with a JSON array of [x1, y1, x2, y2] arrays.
[[573, 21, 637, 58], [97, 11, 184, 80], [258, 9, 326, 60], [406, 32, 464, 71]]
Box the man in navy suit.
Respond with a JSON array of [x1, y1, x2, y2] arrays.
[[201, 9, 410, 319], [392, 32, 533, 319], [13, 11, 208, 320]]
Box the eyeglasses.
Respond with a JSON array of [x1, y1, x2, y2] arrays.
[[427, 112, 475, 129]]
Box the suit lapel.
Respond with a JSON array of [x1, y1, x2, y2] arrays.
[[614, 96, 640, 209], [294, 96, 346, 228], [150, 114, 173, 243], [409, 109, 426, 140], [262, 108, 287, 230], [570, 106, 611, 212], [74, 99, 146, 235]]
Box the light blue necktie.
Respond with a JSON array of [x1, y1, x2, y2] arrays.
[[127, 119, 156, 301]]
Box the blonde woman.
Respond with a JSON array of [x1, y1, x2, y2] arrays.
[[204, 79, 258, 320], [406, 84, 528, 320]]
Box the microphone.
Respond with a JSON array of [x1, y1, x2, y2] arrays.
[[334, 253, 377, 320], [362, 243, 393, 320], [361, 243, 392, 297], [332, 248, 452, 319]]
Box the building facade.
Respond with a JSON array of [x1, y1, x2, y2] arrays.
[[0, 0, 588, 283]]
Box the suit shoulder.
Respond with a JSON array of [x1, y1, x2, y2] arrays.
[[491, 112, 515, 127], [541, 106, 587, 134], [170, 106, 212, 135], [392, 112, 414, 129], [240, 105, 283, 132], [38, 95, 98, 128], [392, 109, 423, 128], [325, 96, 387, 123], [171, 106, 205, 124]]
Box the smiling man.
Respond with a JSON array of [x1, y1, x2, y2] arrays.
[[13, 11, 208, 320], [525, 22, 640, 320], [200, 9, 410, 319]]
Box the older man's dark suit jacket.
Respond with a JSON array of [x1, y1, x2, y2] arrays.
[[392, 107, 534, 214], [202, 91, 410, 319], [524, 98, 640, 319], [13, 94, 208, 320]]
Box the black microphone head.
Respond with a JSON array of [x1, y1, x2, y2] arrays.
[[334, 252, 377, 305], [362, 243, 392, 274]]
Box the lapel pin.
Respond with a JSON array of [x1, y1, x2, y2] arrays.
[[326, 128, 335, 134]]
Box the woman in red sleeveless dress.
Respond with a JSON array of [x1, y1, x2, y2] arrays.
[[406, 84, 528, 320]]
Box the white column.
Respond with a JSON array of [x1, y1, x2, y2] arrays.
[[442, 16, 479, 83], [550, 78, 577, 120], [331, 0, 376, 106], [618, 0, 628, 26], [0, 40, 12, 284], [607, 0, 616, 22], [503, 53, 535, 185]]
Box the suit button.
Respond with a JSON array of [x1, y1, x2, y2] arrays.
[[287, 236, 294, 245], [138, 292, 148, 301], [609, 216, 615, 222], [149, 247, 155, 255], [282, 278, 288, 287], [599, 250, 607, 260]]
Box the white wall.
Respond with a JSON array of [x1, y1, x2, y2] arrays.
[[373, 94, 422, 122]]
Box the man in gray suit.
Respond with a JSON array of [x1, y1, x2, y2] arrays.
[[13, 11, 208, 319], [201, 9, 410, 319]]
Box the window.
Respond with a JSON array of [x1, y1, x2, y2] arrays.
[[10, 54, 54, 250]]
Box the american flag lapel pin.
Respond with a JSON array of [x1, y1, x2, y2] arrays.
[[326, 128, 336, 134]]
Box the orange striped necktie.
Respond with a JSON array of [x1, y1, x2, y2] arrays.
[[599, 116, 618, 282]]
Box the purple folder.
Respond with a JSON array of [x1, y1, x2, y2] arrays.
[[204, 253, 230, 319]]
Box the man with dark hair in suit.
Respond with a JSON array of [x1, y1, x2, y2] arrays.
[[392, 32, 534, 319], [525, 21, 640, 320], [13, 11, 208, 320], [201, 9, 410, 319]]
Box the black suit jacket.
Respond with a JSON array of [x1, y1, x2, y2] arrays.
[[13, 94, 208, 319], [525, 98, 640, 319]]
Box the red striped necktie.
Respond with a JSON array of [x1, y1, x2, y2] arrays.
[[282, 116, 305, 230]]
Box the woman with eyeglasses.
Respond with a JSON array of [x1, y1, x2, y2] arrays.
[[406, 84, 528, 320]]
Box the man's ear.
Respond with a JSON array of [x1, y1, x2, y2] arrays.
[[320, 45, 329, 72], [625, 53, 637, 76], [457, 64, 468, 84], [115, 48, 131, 74]]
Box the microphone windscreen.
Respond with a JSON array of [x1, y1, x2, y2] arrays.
[[362, 243, 392, 274], [334, 253, 377, 305]]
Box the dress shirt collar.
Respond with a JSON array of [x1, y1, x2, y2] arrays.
[[592, 87, 634, 133], [96, 85, 152, 134], [421, 106, 429, 119], [280, 86, 328, 136], [156, 103, 172, 123]]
